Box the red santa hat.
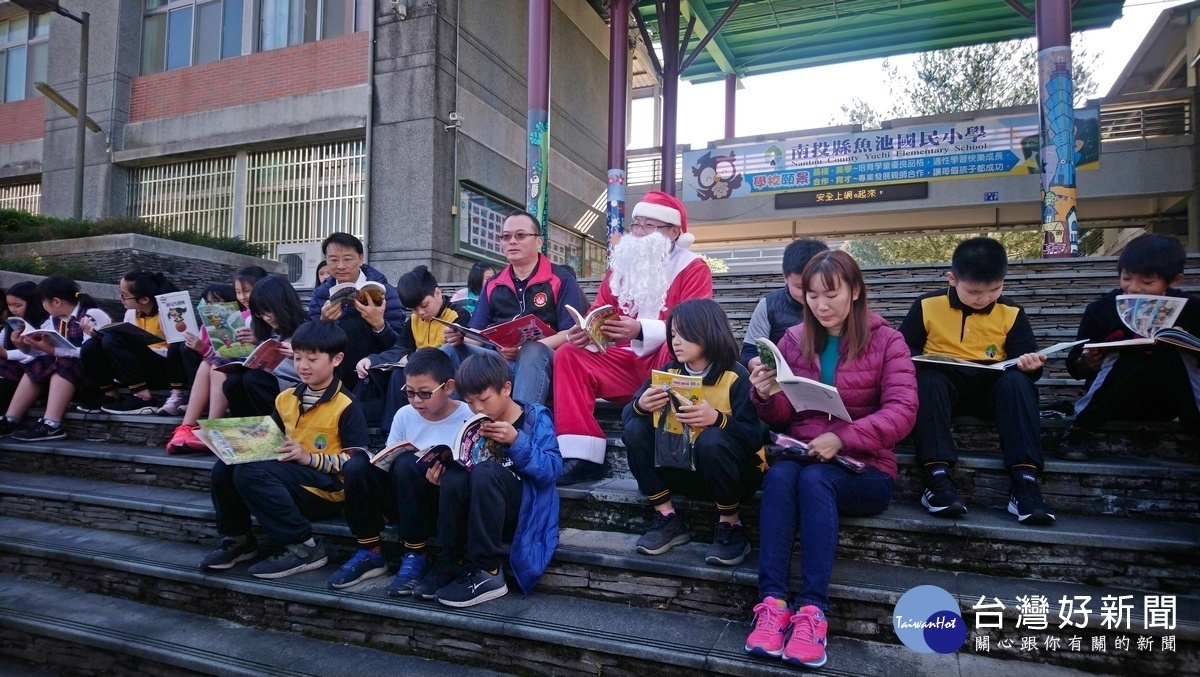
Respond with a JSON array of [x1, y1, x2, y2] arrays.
[[631, 190, 694, 249]]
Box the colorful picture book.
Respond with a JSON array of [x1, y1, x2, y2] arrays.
[[433, 314, 556, 350], [566, 304, 617, 353], [213, 339, 288, 374], [328, 280, 386, 306], [195, 416, 286, 464], [198, 300, 253, 360], [155, 291, 198, 344], [371, 414, 501, 473], [1085, 294, 1199, 353], [650, 370, 704, 436], [755, 338, 852, 421], [912, 340, 1088, 370]]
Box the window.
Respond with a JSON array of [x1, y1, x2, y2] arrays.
[[129, 156, 237, 237], [0, 13, 50, 104], [142, 0, 244, 75], [0, 181, 41, 214], [258, 0, 357, 52]]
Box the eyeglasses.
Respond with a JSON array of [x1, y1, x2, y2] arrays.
[[629, 219, 677, 235], [402, 382, 447, 401], [499, 231, 538, 243], [119, 292, 137, 301], [325, 256, 359, 266]]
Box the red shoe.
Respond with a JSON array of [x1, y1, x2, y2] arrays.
[[166, 424, 205, 455], [745, 596, 794, 657], [782, 605, 828, 668]]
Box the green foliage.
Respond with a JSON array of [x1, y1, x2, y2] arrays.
[[0, 255, 98, 282], [841, 230, 1045, 267], [699, 254, 729, 274], [0, 210, 268, 258]]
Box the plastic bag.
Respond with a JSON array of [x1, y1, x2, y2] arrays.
[[654, 392, 696, 470]]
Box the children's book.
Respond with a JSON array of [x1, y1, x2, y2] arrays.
[[650, 370, 704, 436], [430, 316, 498, 348], [198, 300, 253, 360], [360, 441, 420, 473], [433, 314, 556, 350], [369, 355, 409, 372], [155, 291, 198, 344], [566, 304, 617, 353], [755, 338, 853, 422], [195, 416, 286, 464], [451, 413, 502, 470], [5, 317, 27, 333], [328, 279, 386, 306], [911, 340, 1088, 370], [213, 339, 288, 374], [20, 328, 77, 351], [96, 322, 165, 346], [1084, 294, 1199, 353]]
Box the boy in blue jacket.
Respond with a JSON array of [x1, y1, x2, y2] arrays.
[[429, 351, 562, 607]]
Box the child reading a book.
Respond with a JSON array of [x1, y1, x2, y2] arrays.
[[622, 299, 764, 567], [746, 250, 917, 668], [449, 262, 497, 314], [222, 276, 308, 417], [741, 238, 829, 368], [0, 275, 112, 442], [201, 321, 368, 579], [326, 348, 474, 592], [1059, 234, 1200, 460], [0, 282, 49, 411], [423, 351, 561, 607]]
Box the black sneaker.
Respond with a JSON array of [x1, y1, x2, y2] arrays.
[[77, 395, 120, 414], [247, 540, 328, 579], [1056, 426, 1091, 461], [200, 535, 259, 571], [636, 511, 691, 555], [0, 418, 20, 438], [11, 419, 66, 442], [1008, 472, 1056, 526], [412, 556, 463, 600], [921, 466, 967, 517], [435, 568, 508, 608], [705, 521, 750, 567], [101, 395, 161, 415]]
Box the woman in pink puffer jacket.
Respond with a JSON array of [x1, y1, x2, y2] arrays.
[[743, 250, 918, 669]]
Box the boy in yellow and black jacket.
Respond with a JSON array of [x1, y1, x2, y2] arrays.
[[898, 237, 1055, 527], [202, 321, 369, 579]]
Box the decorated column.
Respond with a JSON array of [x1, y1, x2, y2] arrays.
[[1036, 0, 1077, 257], [606, 0, 631, 253], [526, 0, 552, 245]]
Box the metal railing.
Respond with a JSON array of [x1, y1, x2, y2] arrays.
[[0, 182, 41, 214], [129, 156, 236, 237]]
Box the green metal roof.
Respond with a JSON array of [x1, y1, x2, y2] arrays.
[[630, 0, 1127, 84]]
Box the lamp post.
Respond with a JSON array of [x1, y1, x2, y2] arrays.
[[12, 1, 89, 220]]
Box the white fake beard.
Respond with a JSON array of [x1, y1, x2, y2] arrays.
[[609, 231, 672, 319]]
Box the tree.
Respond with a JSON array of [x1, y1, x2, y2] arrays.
[[841, 228, 1103, 267]]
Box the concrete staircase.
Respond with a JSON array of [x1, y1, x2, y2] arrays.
[[1, 255, 1198, 676]]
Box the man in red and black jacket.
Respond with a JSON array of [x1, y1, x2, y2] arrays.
[[443, 210, 586, 407]]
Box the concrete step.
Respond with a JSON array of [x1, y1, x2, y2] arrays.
[[0, 517, 1066, 677], [0, 576, 504, 677], [1, 471, 1195, 593]]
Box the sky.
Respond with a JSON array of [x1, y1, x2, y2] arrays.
[[628, 0, 1193, 149]]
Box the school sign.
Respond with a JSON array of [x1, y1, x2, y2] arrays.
[[682, 108, 1101, 203]]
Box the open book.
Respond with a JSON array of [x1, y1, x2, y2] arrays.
[[195, 416, 286, 464], [5, 317, 27, 334], [755, 338, 852, 421], [566, 304, 617, 353], [434, 314, 556, 350], [328, 280, 386, 306], [1085, 294, 1199, 353], [97, 322, 164, 346], [155, 291, 198, 344], [373, 413, 501, 473], [213, 339, 288, 374], [198, 300, 253, 360], [650, 370, 704, 436], [912, 340, 1087, 370], [370, 355, 409, 372], [20, 328, 78, 351]]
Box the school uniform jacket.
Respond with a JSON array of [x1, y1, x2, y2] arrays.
[[506, 401, 563, 596], [271, 378, 370, 502], [369, 295, 471, 366]]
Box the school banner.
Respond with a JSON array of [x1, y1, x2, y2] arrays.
[[682, 108, 1100, 203]]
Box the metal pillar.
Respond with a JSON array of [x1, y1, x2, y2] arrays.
[[1036, 0, 1077, 257], [73, 11, 89, 220], [526, 0, 552, 245], [606, 0, 631, 252], [724, 73, 736, 139], [659, 0, 680, 195]]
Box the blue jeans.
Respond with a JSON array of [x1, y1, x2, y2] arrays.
[[442, 341, 554, 405], [757, 460, 894, 611]]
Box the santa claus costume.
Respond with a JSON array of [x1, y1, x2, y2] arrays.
[[553, 191, 714, 484]]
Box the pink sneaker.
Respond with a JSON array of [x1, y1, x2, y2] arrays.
[[783, 605, 828, 668], [166, 424, 205, 455], [745, 597, 794, 657]]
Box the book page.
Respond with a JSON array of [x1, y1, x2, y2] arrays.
[[197, 416, 285, 464], [198, 301, 252, 360], [912, 353, 1004, 370], [1117, 294, 1187, 339], [776, 377, 853, 422]]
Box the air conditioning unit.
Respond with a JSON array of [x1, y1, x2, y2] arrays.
[[277, 242, 324, 290]]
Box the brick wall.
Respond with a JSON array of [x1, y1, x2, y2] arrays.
[[0, 98, 46, 144], [129, 31, 368, 122]]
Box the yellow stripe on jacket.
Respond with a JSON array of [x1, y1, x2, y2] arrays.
[[918, 294, 1022, 361], [274, 382, 356, 501], [653, 367, 766, 470]]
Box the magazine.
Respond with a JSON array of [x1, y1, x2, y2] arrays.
[[155, 291, 198, 344], [566, 304, 617, 353], [96, 322, 164, 346], [328, 280, 386, 306], [212, 339, 288, 374], [195, 416, 287, 464], [650, 370, 704, 436], [433, 314, 556, 350], [755, 338, 853, 421], [912, 340, 1088, 370], [372, 414, 502, 473], [198, 300, 253, 360], [1085, 294, 1199, 353]]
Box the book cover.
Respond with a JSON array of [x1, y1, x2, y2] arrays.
[[566, 304, 617, 353], [5, 317, 26, 333], [453, 413, 500, 470], [650, 370, 704, 436], [156, 291, 198, 344], [212, 339, 287, 374], [430, 316, 499, 349], [481, 314, 556, 349], [198, 301, 253, 360], [196, 416, 286, 464], [328, 280, 385, 306], [755, 337, 852, 421]]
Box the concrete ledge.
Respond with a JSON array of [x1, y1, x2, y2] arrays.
[[0, 233, 284, 274], [0, 272, 119, 302]]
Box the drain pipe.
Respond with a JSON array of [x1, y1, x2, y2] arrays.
[[362, 3, 377, 255]]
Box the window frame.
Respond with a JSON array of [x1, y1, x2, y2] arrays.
[[257, 0, 358, 53], [141, 0, 245, 76], [0, 12, 51, 104]]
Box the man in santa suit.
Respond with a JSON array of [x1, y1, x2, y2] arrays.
[[554, 190, 714, 485]]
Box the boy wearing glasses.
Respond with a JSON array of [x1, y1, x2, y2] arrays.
[[326, 348, 474, 590]]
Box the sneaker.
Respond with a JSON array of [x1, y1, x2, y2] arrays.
[[158, 393, 186, 416], [77, 395, 120, 414], [921, 466, 967, 517], [413, 556, 464, 600], [635, 511, 691, 556], [782, 605, 829, 668], [745, 597, 794, 657], [247, 540, 328, 579], [385, 551, 430, 597], [0, 418, 20, 438], [706, 521, 750, 567], [166, 424, 207, 455], [1008, 471, 1056, 526], [327, 548, 388, 589], [101, 395, 161, 415], [1056, 426, 1091, 461], [11, 419, 66, 442], [436, 568, 508, 608], [200, 535, 259, 571]]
